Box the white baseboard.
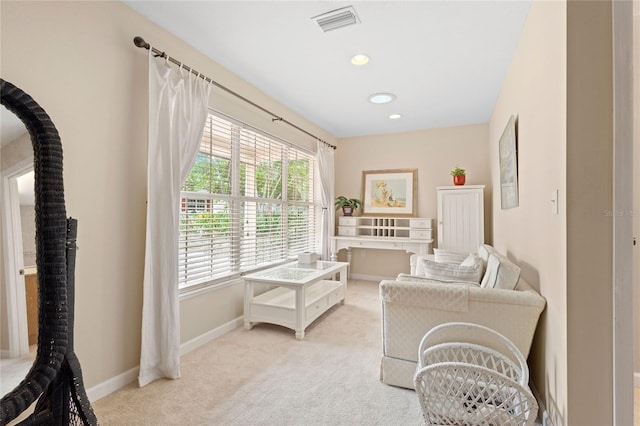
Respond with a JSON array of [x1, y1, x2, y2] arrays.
[[349, 273, 394, 282], [529, 380, 553, 426], [86, 366, 139, 402], [87, 316, 243, 402], [635, 371, 640, 388], [180, 316, 243, 355]]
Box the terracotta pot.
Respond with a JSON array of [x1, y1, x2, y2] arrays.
[[453, 175, 466, 186], [342, 206, 354, 216]]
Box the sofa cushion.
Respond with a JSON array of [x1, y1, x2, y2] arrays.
[[479, 247, 521, 290], [433, 248, 469, 264], [396, 273, 480, 287], [417, 255, 483, 284], [380, 278, 469, 312]]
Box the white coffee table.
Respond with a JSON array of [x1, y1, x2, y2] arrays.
[[243, 261, 348, 340]]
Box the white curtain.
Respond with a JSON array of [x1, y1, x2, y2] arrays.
[[316, 140, 335, 261], [139, 53, 211, 387]]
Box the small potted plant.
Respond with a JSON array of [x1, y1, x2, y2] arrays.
[[450, 166, 466, 186], [335, 196, 362, 216]]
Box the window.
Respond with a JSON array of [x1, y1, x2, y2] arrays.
[[179, 111, 317, 289]]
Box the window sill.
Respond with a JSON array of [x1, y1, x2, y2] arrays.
[[179, 276, 242, 301]]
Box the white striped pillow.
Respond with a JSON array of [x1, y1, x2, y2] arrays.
[[433, 248, 469, 264], [418, 254, 483, 283], [479, 246, 521, 290]]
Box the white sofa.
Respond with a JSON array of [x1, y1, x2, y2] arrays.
[[379, 244, 546, 389]]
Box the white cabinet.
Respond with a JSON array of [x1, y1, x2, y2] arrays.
[[437, 185, 485, 253]]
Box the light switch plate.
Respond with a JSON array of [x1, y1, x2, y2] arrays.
[[551, 189, 559, 215]]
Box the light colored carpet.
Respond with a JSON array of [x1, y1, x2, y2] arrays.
[[92, 279, 423, 425], [0, 348, 35, 396]]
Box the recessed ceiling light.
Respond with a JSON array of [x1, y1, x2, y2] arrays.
[[351, 54, 370, 66], [389, 114, 402, 120], [368, 93, 396, 104]]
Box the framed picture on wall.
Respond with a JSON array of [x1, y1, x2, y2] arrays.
[[499, 115, 519, 209], [361, 169, 417, 217]]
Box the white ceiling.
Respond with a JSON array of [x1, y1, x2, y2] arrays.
[[124, 1, 531, 139]]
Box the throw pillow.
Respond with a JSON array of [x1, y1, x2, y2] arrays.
[[414, 255, 428, 277], [493, 255, 521, 290], [479, 250, 521, 290], [418, 256, 483, 284], [477, 244, 491, 263], [433, 248, 469, 265], [396, 273, 480, 287], [480, 255, 500, 288], [477, 244, 491, 271], [460, 253, 481, 267]]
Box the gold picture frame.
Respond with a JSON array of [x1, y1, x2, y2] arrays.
[[361, 169, 417, 217]]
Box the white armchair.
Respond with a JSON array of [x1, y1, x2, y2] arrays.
[[379, 246, 546, 390]]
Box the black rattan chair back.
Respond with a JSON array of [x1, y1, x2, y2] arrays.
[[1, 79, 97, 425]]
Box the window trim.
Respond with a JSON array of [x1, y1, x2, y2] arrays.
[[210, 108, 315, 157]]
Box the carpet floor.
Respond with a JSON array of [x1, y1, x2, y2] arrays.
[[92, 279, 423, 425]]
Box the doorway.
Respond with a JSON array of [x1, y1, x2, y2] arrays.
[[1, 163, 34, 359], [0, 163, 36, 395]]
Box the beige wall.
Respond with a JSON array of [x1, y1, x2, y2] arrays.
[[0, 0, 335, 389], [491, 1, 624, 424], [489, 2, 567, 423], [565, 2, 614, 424], [0, 134, 31, 172], [335, 124, 491, 278]]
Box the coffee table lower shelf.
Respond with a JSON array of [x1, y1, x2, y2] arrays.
[[244, 279, 344, 340]]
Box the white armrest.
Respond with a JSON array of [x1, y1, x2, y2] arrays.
[[380, 277, 546, 363]]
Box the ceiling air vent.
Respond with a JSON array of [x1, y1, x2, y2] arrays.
[[311, 6, 360, 32]]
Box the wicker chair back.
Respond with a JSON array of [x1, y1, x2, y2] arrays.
[[0, 79, 97, 425]]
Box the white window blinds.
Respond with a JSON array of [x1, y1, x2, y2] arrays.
[[179, 112, 318, 289]]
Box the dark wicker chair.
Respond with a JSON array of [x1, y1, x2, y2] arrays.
[[1, 79, 97, 425]]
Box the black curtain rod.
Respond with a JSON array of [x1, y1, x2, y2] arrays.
[[133, 36, 336, 150]]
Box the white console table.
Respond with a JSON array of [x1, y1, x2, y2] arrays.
[[330, 216, 433, 267]]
